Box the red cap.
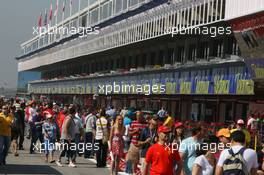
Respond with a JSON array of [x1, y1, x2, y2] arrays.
[[158, 126, 171, 133], [175, 122, 183, 128]]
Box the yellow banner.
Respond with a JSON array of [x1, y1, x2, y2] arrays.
[[254, 68, 264, 78], [165, 82, 176, 94], [86, 85, 91, 94], [180, 82, 191, 94], [236, 80, 254, 95], [214, 80, 229, 94], [196, 81, 209, 94]]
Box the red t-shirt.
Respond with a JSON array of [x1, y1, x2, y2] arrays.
[[57, 112, 66, 133], [145, 143, 181, 175]]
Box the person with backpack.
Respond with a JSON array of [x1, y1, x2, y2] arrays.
[[215, 130, 258, 175]]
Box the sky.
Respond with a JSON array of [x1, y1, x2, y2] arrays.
[[0, 1, 51, 89], [0, 0, 82, 89]]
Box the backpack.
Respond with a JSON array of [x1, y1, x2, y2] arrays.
[[223, 147, 249, 175]]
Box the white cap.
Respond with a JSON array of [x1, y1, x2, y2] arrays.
[[237, 119, 245, 125]]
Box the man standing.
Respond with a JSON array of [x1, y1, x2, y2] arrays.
[[56, 106, 76, 168], [127, 111, 147, 174], [93, 108, 110, 167], [138, 118, 158, 173], [0, 105, 13, 165], [231, 119, 251, 146], [179, 126, 205, 175], [84, 108, 97, 159], [143, 126, 182, 175], [215, 130, 258, 175], [30, 108, 44, 154]]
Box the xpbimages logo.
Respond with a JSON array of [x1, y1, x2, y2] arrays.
[[98, 82, 166, 95], [32, 142, 99, 154], [33, 25, 100, 38]]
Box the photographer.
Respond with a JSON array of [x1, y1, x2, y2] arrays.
[[138, 118, 158, 174]]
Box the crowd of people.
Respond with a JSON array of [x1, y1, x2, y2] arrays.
[[0, 98, 264, 175]]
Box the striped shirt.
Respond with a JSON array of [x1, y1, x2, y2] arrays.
[[129, 121, 147, 145]]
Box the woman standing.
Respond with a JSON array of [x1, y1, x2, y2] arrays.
[[192, 140, 216, 175], [172, 122, 184, 147], [42, 112, 57, 163], [109, 115, 125, 175]]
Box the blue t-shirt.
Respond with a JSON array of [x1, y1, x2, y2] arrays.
[[179, 137, 201, 175], [124, 117, 132, 126], [42, 122, 57, 141]]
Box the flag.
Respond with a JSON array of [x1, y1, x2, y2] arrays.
[[62, 0, 66, 12], [49, 1, 53, 21], [38, 13, 42, 27], [70, 0, 73, 16], [54, 0, 59, 17], [44, 9, 48, 26]]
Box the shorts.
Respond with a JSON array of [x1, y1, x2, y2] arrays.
[[11, 130, 19, 141], [126, 144, 140, 164], [44, 140, 56, 154]]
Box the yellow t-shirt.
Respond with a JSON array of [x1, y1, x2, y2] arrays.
[[0, 112, 14, 137], [230, 128, 251, 144], [163, 116, 174, 129]]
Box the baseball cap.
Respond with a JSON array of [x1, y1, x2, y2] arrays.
[[237, 119, 245, 125], [175, 122, 183, 128], [158, 126, 171, 133], [217, 128, 230, 138]]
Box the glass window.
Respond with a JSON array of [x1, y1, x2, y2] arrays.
[[115, 0, 122, 14], [39, 37, 44, 47], [200, 41, 209, 60], [89, 0, 98, 6], [90, 8, 99, 25], [109, 1, 113, 17], [44, 34, 49, 45], [129, 0, 138, 7], [122, 0, 127, 10], [81, 14, 87, 27], [71, 18, 78, 28], [177, 46, 185, 63], [100, 3, 108, 20], [80, 0, 88, 11], [188, 44, 197, 61]]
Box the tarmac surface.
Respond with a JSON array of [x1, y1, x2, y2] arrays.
[[1, 139, 110, 175]]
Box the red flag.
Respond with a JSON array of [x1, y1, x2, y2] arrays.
[[38, 13, 42, 27], [49, 1, 53, 21]]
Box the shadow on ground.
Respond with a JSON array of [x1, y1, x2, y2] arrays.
[[0, 164, 62, 174]]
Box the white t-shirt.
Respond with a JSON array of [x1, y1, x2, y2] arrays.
[[217, 145, 258, 173], [247, 117, 257, 130], [194, 155, 214, 175], [94, 117, 109, 140], [29, 107, 36, 122]]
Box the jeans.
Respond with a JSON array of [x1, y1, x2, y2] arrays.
[[58, 139, 75, 162], [30, 130, 43, 153], [18, 124, 25, 149], [95, 139, 108, 167], [84, 132, 94, 158], [0, 136, 11, 165]]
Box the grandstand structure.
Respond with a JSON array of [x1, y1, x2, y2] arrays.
[[16, 0, 264, 122]]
